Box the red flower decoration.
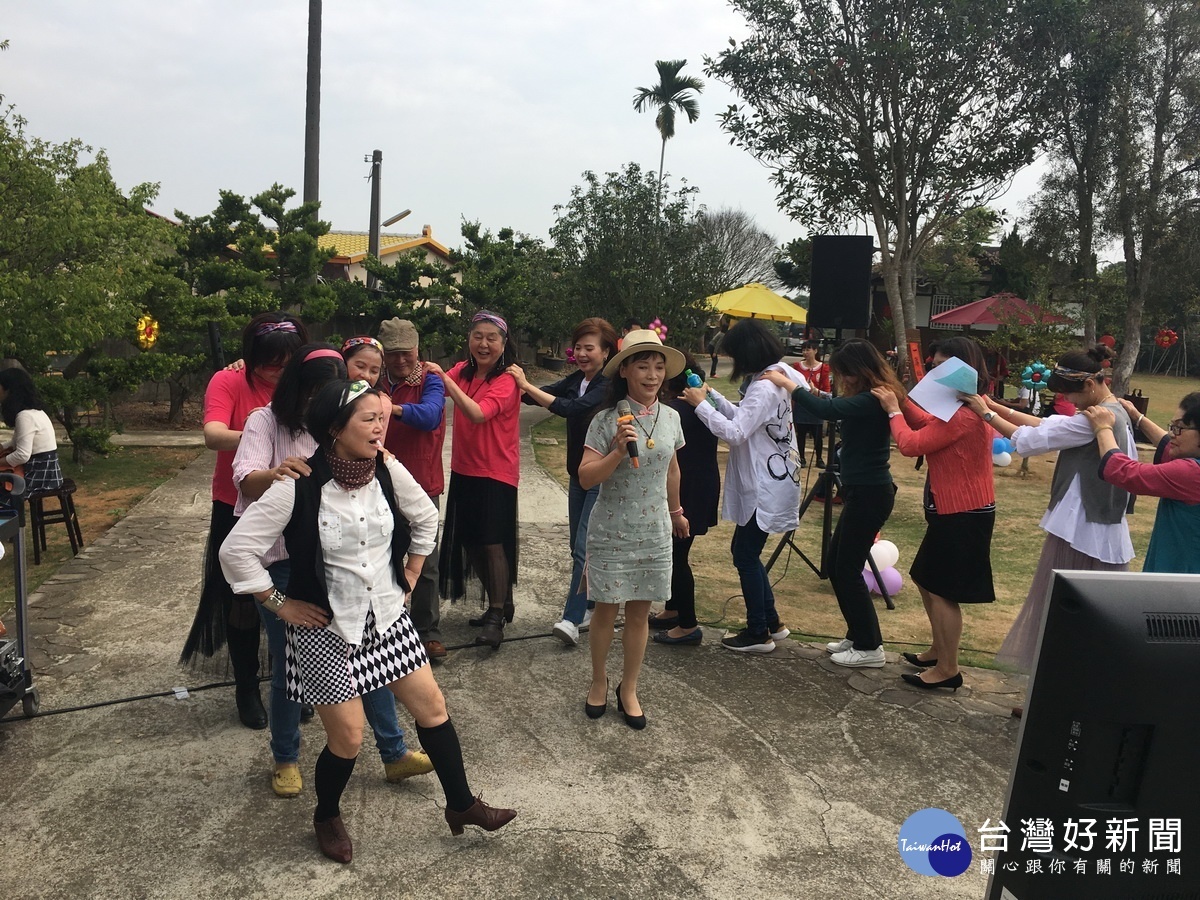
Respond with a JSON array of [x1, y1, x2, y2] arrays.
[[1155, 328, 1179, 349]]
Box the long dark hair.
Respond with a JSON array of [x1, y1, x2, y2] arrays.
[[463, 309, 518, 382], [829, 339, 907, 399], [0, 369, 44, 427], [929, 336, 989, 394], [272, 344, 348, 437], [602, 350, 671, 410], [242, 312, 308, 384], [721, 319, 785, 379], [306, 380, 381, 454]]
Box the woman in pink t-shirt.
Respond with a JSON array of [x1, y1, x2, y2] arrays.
[[182, 312, 307, 731], [424, 311, 521, 649]]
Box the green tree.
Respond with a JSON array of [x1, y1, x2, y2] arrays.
[[919, 207, 1002, 307], [705, 0, 1063, 376], [452, 222, 574, 357], [632, 59, 704, 213], [1033, 0, 1142, 344], [360, 248, 463, 355], [550, 163, 715, 351], [774, 237, 812, 296], [1108, 0, 1200, 394]]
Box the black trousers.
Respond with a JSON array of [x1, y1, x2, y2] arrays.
[[827, 483, 895, 650], [665, 535, 698, 629]]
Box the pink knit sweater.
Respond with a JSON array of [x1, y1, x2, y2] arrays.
[[891, 403, 995, 514]]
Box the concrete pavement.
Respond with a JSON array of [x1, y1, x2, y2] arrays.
[[0, 407, 1024, 899]]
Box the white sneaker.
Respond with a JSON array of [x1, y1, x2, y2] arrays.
[[552, 619, 579, 646], [825, 638, 853, 654], [830, 645, 886, 668], [770, 624, 791, 642], [579, 608, 593, 632]]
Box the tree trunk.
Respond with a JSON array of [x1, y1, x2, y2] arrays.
[[1077, 186, 1097, 346], [168, 377, 190, 425], [656, 138, 667, 216]]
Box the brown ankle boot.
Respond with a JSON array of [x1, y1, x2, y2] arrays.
[[475, 607, 505, 649], [445, 796, 517, 836]]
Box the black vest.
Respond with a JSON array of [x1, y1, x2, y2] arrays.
[[282, 452, 413, 614]]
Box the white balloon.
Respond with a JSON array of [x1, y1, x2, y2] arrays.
[[869, 539, 900, 570], [992, 451, 1013, 467]]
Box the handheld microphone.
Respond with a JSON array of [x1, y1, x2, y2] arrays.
[[615, 399, 639, 468]]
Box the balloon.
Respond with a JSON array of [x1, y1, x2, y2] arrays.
[[880, 566, 904, 596], [1099, 334, 1116, 348], [869, 539, 899, 570], [862, 566, 880, 594], [1021, 362, 1049, 390], [993, 451, 1013, 467], [862, 565, 903, 595]]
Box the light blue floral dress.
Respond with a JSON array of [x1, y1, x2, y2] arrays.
[[583, 401, 684, 604]]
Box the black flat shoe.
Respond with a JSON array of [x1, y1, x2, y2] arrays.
[[902, 652, 938, 668], [653, 628, 703, 645], [615, 681, 646, 730], [647, 611, 679, 629], [901, 672, 963, 692]]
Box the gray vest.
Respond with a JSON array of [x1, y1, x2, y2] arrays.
[[1047, 400, 1135, 523]]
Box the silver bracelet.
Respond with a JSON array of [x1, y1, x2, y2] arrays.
[[259, 588, 287, 612]]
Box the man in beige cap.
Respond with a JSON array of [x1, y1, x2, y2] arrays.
[[377, 317, 449, 659]]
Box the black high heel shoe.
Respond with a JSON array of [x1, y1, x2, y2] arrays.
[[585, 679, 608, 719], [469, 602, 514, 626], [902, 652, 938, 668], [901, 671, 963, 692], [615, 682, 646, 730]]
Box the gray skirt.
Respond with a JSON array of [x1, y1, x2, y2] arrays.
[[994, 533, 1128, 674]]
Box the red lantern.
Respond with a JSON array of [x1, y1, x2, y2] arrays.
[[1099, 334, 1116, 348]]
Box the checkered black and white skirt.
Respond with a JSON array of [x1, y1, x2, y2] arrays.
[[284, 608, 428, 705]]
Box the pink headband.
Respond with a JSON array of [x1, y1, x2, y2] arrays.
[[304, 348, 344, 363], [471, 311, 508, 336]]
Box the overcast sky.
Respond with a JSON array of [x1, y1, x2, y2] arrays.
[[3, 0, 1042, 252]]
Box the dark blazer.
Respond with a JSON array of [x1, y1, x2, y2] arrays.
[[523, 370, 610, 479]]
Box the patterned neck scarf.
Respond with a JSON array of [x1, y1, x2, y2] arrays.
[[325, 449, 376, 490]]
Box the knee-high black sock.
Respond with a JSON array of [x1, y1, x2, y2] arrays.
[[416, 718, 474, 813], [225, 622, 260, 690], [314, 745, 358, 822]]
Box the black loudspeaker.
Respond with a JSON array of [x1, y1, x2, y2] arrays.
[[808, 235, 874, 330]]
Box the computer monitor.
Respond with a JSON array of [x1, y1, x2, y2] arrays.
[[987, 571, 1200, 899]]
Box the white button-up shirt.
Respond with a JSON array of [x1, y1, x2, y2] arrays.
[[693, 363, 808, 532], [220, 457, 439, 645]]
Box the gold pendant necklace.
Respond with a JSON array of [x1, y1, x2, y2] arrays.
[[632, 402, 661, 449]]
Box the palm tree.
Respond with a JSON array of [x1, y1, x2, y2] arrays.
[[632, 59, 704, 213]]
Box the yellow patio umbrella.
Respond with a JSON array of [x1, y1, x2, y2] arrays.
[[707, 283, 807, 323]]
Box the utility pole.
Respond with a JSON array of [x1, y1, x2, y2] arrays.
[[303, 0, 322, 216], [366, 149, 382, 291]]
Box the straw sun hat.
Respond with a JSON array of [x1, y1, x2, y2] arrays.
[[602, 329, 686, 378]]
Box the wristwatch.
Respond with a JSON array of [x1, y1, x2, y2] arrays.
[[260, 588, 287, 612], [983, 411, 996, 422]]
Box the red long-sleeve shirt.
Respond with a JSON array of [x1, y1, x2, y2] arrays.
[[890, 402, 995, 514]]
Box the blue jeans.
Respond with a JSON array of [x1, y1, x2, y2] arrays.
[[730, 512, 778, 636], [259, 560, 409, 764], [562, 478, 599, 625]]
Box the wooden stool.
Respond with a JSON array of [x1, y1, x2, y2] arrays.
[[27, 479, 84, 565]]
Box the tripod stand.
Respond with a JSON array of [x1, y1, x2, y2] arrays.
[[764, 421, 895, 610]]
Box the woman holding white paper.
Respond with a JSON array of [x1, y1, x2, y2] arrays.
[[870, 337, 995, 691]]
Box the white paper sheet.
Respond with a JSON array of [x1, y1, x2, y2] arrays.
[[907, 356, 976, 422]]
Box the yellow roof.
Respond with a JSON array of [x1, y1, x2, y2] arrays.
[[319, 231, 452, 263]]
